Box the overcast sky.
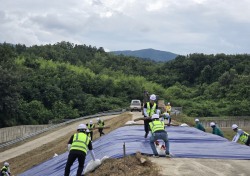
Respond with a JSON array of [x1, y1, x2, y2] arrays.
[[1, 0, 249, 55]]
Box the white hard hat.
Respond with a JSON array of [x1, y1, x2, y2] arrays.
[[167, 102, 170, 105], [77, 124, 86, 130], [86, 129, 90, 132], [232, 124, 238, 130], [195, 119, 199, 122], [97, 118, 100, 121], [210, 122, 215, 127], [150, 94, 156, 101], [152, 114, 159, 119], [90, 120, 93, 124], [4, 162, 9, 167]]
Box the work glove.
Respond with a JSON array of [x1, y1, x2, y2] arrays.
[[67, 144, 71, 151]]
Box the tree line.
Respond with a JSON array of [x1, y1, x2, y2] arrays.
[[0, 41, 249, 127]]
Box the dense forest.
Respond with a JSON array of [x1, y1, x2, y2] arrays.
[[0, 41, 249, 127]]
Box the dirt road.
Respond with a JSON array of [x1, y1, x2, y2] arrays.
[[151, 157, 250, 176]]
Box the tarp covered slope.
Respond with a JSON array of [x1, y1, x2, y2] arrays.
[[20, 126, 250, 176]]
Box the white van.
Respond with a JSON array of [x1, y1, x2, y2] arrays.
[[130, 100, 142, 112]]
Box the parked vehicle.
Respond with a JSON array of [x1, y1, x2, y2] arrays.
[[130, 100, 142, 112]]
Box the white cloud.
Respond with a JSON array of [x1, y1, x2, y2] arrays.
[[0, 0, 249, 54]]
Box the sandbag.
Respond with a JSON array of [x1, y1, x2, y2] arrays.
[[83, 159, 101, 175], [83, 156, 109, 175]]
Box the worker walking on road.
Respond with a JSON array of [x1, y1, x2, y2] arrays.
[[1, 162, 11, 176], [195, 119, 206, 132], [149, 114, 170, 157], [97, 118, 105, 136], [64, 124, 96, 176], [232, 124, 250, 146], [143, 94, 160, 138], [210, 122, 224, 137], [86, 120, 95, 140]]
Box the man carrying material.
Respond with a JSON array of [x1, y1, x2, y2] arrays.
[[195, 118, 206, 132], [86, 120, 95, 140], [1, 162, 11, 176], [64, 124, 96, 176], [232, 124, 250, 146], [210, 122, 224, 137], [143, 94, 159, 138], [149, 114, 170, 157], [97, 118, 105, 136]]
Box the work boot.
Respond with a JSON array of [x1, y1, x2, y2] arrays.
[[144, 132, 148, 138], [165, 152, 171, 158]]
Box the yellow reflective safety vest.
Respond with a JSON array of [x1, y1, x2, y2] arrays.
[[1, 166, 8, 176], [149, 120, 165, 133], [146, 102, 156, 117], [70, 133, 90, 154], [165, 105, 171, 113], [98, 120, 104, 128], [240, 131, 249, 143], [87, 124, 95, 131]]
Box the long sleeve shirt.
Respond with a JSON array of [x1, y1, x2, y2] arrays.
[[212, 126, 224, 137], [195, 122, 206, 132], [232, 129, 244, 142]]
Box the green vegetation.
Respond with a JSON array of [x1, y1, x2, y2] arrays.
[[0, 42, 250, 127]]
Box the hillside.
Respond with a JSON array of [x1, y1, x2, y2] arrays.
[[1, 42, 250, 128], [110, 48, 178, 62]]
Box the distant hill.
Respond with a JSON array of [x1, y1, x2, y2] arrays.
[[110, 48, 178, 62]]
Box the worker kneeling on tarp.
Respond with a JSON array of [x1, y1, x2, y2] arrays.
[[149, 114, 170, 157]]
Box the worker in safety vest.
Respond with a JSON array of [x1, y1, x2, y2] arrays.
[[149, 114, 170, 157], [210, 122, 224, 137], [143, 94, 160, 138], [232, 124, 250, 146], [165, 102, 172, 114], [86, 120, 95, 140], [97, 118, 105, 136], [64, 124, 96, 176], [1, 162, 11, 176], [195, 119, 206, 132]]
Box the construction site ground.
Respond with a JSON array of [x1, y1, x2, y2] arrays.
[[1, 112, 250, 176]]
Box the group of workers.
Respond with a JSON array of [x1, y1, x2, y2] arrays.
[[195, 119, 250, 146], [143, 94, 172, 157], [3, 93, 249, 176]]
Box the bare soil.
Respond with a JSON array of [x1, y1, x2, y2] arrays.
[[87, 155, 160, 176]]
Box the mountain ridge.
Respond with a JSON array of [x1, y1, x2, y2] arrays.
[[110, 48, 178, 62]]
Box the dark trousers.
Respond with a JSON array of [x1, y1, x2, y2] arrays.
[[98, 128, 105, 136], [64, 150, 86, 176], [144, 119, 152, 134], [246, 136, 250, 146], [89, 131, 93, 140]]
